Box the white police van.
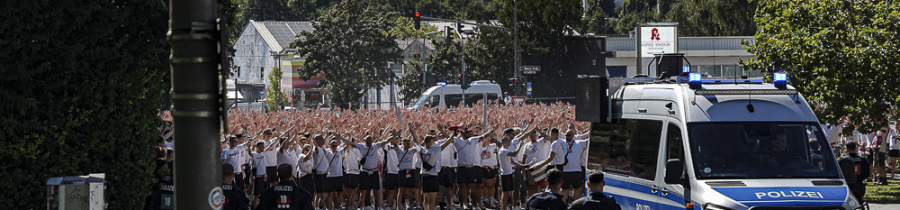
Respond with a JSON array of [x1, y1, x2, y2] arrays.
[[409, 80, 502, 109], [585, 73, 860, 210]]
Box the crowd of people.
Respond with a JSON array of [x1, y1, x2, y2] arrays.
[[830, 115, 900, 203], [150, 101, 621, 210]]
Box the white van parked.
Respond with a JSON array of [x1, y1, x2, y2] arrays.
[[586, 73, 861, 210], [409, 80, 502, 109]]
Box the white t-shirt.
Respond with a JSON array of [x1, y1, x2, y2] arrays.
[[420, 144, 442, 176], [326, 148, 344, 177], [297, 154, 315, 177], [454, 137, 478, 167], [222, 146, 242, 173], [313, 147, 329, 174], [264, 138, 279, 167], [343, 146, 362, 174], [523, 141, 543, 165], [889, 128, 900, 150], [276, 149, 298, 177], [354, 142, 386, 172], [498, 147, 515, 175], [164, 140, 174, 149], [398, 146, 420, 171], [510, 138, 525, 164], [480, 143, 499, 168], [549, 139, 567, 165], [252, 152, 266, 176], [383, 144, 400, 174], [536, 139, 552, 162], [562, 140, 590, 172], [441, 142, 458, 167]]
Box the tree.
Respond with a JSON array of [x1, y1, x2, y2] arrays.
[[0, 0, 169, 208], [289, 0, 403, 109], [266, 67, 290, 111], [667, 0, 756, 36], [467, 25, 515, 93], [742, 0, 900, 133], [614, 0, 663, 34], [581, 0, 617, 35]]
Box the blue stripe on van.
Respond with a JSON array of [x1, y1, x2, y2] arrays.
[[713, 186, 847, 207]]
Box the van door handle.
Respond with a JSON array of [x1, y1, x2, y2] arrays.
[[661, 188, 669, 196], [651, 185, 658, 194]]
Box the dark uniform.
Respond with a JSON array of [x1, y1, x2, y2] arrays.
[[145, 185, 175, 210], [568, 191, 621, 210], [838, 153, 869, 203], [223, 184, 250, 210], [526, 190, 568, 210], [255, 180, 314, 210]]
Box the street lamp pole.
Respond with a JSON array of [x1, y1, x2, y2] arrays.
[[514, 0, 519, 96]]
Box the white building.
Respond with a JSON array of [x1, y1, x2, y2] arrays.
[[605, 36, 762, 78]]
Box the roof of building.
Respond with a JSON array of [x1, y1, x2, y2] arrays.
[[247, 20, 315, 52]]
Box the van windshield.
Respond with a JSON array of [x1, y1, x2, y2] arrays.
[[412, 94, 440, 109], [687, 122, 839, 179]]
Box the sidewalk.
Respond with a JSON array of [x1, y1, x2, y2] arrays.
[[867, 203, 900, 210]]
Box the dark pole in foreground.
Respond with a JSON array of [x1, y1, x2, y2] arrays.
[[169, 0, 223, 209]]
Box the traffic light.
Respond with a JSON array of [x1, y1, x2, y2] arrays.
[[414, 12, 421, 29], [508, 77, 518, 88]]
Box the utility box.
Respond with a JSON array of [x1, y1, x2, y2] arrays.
[[46, 173, 106, 210]]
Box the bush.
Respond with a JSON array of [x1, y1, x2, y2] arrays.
[[0, 0, 169, 208]]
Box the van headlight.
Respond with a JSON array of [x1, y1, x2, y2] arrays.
[[704, 203, 736, 210]]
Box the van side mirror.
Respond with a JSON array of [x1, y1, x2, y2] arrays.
[[664, 159, 684, 185]]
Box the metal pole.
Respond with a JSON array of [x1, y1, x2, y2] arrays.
[[635, 24, 642, 75], [482, 93, 487, 129], [169, 0, 222, 209], [514, 0, 518, 95]]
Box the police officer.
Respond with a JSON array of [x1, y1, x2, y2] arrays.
[[526, 169, 567, 210], [568, 172, 620, 210], [223, 164, 250, 210], [838, 142, 870, 203], [256, 163, 314, 210], [145, 175, 175, 210]]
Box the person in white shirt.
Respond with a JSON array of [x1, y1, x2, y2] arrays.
[[437, 129, 459, 207], [452, 128, 494, 210], [338, 134, 392, 209], [521, 127, 551, 197], [309, 134, 330, 207], [560, 129, 590, 202], [888, 122, 899, 177], [250, 142, 268, 208], [398, 137, 421, 209], [342, 139, 362, 210], [479, 136, 500, 207], [419, 135, 455, 210], [324, 139, 348, 210], [221, 137, 245, 189], [498, 136, 525, 210], [260, 130, 281, 186], [296, 143, 316, 201], [382, 137, 401, 209]]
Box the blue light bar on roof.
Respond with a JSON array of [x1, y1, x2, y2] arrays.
[[438, 82, 447, 87], [688, 73, 702, 90], [773, 72, 787, 89]]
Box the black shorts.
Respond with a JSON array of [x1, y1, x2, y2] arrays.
[[242, 165, 252, 183], [470, 166, 484, 184], [399, 170, 418, 188], [315, 173, 328, 193], [512, 168, 522, 191], [299, 174, 315, 196], [561, 171, 585, 189], [483, 167, 498, 179], [414, 170, 422, 187], [253, 176, 268, 196], [501, 174, 514, 192], [265, 166, 277, 182], [344, 174, 360, 189], [439, 167, 456, 187], [233, 173, 244, 189], [423, 176, 440, 193], [327, 177, 343, 192], [383, 173, 398, 190], [359, 171, 380, 190], [890, 150, 900, 158]]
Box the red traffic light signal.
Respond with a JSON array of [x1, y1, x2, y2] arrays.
[[415, 12, 420, 18], [514, 79, 518, 83]]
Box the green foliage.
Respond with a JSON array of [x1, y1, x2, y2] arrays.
[[667, 0, 756, 36], [498, 0, 582, 64], [397, 53, 428, 104], [614, 0, 663, 34], [467, 25, 516, 93], [290, 0, 403, 108], [0, 0, 169, 208], [266, 67, 290, 110], [581, 0, 617, 35], [742, 0, 900, 133]]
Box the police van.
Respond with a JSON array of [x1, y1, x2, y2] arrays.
[[409, 80, 502, 110], [582, 73, 860, 210]]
